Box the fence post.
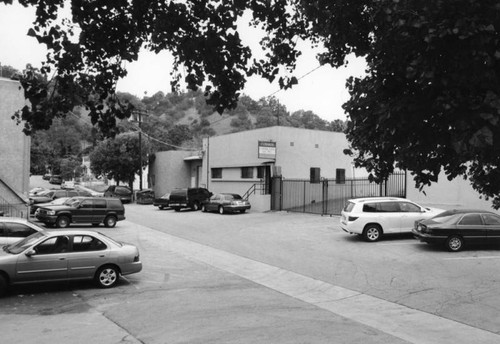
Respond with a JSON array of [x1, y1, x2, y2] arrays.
[[322, 179, 328, 215]]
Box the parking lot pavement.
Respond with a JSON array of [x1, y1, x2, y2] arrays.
[[4, 208, 500, 343], [114, 219, 500, 344]]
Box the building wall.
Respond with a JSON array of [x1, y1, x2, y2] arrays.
[[149, 150, 201, 197], [201, 126, 356, 207], [406, 170, 499, 213], [0, 77, 30, 200]]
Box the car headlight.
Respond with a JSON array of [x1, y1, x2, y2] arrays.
[[47, 210, 56, 216]]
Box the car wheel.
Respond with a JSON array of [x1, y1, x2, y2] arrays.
[[192, 202, 200, 211], [240, 209, 246, 213], [159, 205, 164, 210], [219, 206, 224, 214], [174, 207, 181, 212], [0, 275, 7, 297], [95, 265, 119, 288], [363, 224, 382, 242], [104, 216, 117, 228], [201, 205, 207, 212], [446, 235, 463, 252], [56, 216, 70, 228]]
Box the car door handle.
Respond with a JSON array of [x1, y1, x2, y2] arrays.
[[99, 255, 105, 257], [59, 257, 66, 260]]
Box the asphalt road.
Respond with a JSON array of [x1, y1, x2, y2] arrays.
[[2, 177, 500, 343]]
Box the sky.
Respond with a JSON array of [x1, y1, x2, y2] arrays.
[[0, 3, 366, 122]]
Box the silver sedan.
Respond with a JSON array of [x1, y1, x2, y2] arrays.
[[0, 230, 142, 295]]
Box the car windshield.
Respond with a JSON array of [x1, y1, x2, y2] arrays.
[[5, 232, 46, 254]]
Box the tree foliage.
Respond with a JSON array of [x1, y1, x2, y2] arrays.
[[5, 0, 499, 205], [89, 132, 149, 189]]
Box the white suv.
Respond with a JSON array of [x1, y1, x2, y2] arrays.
[[340, 197, 443, 242]]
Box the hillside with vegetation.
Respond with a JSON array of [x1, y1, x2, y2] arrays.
[[2, 63, 346, 179]]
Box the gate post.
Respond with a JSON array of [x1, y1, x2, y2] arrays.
[[322, 179, 328, 215]]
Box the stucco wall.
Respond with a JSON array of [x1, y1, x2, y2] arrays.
[[203, 126, 356, 186], [149, 150, 199, 197], [406, 171, 499, 213], [0, 77, 30, 199]]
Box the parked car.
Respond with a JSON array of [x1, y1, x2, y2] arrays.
[[29, 189, 93, 210], [61, 180, 76, 189], [168, 188, 212, 211], [153, 192, 170, 210], [413, 209, 500, 252], [340, 197, 443, 242], [30, 197, 72, 216], [104, 185, 133, 203], [136, 189, 155, 205], [75, 185, 105, 197], [0, 229, 142, 296], [202, 193, 251, 214], [29, 187, 46, 197], [0, 217, 45, 245], [35, 197, 125, 228], [49, 175, 63, 185]]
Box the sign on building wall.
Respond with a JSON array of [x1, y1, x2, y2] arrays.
[[258, 141, 276, 159]]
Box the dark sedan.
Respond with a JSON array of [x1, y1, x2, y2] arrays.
[[412, 209, 500, 252], [201, 193, 251, 214], [153, 193, 170, 210]]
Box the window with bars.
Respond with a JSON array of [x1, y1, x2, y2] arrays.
[[241, 167, 254, 179], [211, 168, 222, 179]]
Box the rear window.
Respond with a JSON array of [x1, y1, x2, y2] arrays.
[[343, 202, 355, 212], [170, 189, 187, 196]]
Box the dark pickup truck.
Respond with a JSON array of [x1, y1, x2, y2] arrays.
[[168, 188, 212, 211]]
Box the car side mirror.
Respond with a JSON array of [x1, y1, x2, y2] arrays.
[[25, 249, 36, 257]]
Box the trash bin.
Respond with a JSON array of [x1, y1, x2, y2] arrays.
[[135, 189, 154, 204]]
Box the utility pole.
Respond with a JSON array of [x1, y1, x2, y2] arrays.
[[138, 110, 146, 191]]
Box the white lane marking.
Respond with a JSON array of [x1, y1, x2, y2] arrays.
[[444, 256, 500, 260]]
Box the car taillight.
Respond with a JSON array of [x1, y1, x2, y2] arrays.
[[348, 216, 359, 221], [134, 255, 140, 262]]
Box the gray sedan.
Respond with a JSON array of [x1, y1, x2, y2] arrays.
[[0, 230, 142, 295], [201, 193, 251, 214], [0, 217, 45, 245]]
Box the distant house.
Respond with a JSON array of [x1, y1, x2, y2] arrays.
[[0, 77, 30, 217]]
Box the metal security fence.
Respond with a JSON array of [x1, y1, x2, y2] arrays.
[[272, 172, 407, 216]]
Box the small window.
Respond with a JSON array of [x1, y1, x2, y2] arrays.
[[399, 202, 421, 213], [290, 142, 294, 146], [363, 203, 378, 212], [94, 199, 107, 208], [378, 202, 401, 212], [459, 214, 483, 226], [315, 144, 319, 148], [241, 167, 254, 179], [72, 235, 107, 252], [483, 214, 500, 225], [80, 199, 93, 209], [336, 169, 346, 184], [257, 166, 266, 179], [211, 168, 222, 179]]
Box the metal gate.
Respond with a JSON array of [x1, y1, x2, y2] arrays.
[[271, 172, 407, 215]]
